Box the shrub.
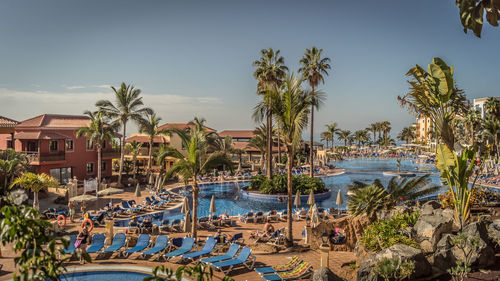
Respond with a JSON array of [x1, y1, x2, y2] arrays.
[[439, 185, 500, 209], [360, 212, 420, 252], [248, 174, 327, 195], [374, 257, 415, 281]]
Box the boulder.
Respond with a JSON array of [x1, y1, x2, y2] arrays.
[[413, 212, 453, 253], [487, 219, 500, 248], [312, 267, 344, 281], [356, 244, 432, 281], [420, 201, 441, 215], [452, 221, 495, 268], [430, 234, 457, 273]]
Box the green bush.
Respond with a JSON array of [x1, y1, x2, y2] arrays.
[[361, 211, 420, 252], [248, 174, 327, 195]]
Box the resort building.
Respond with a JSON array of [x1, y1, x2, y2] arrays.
[[0, 114, 120, 183], [474, 97, 500, 118], [0, 116, 19, 150], [412, 115, 434, 143]]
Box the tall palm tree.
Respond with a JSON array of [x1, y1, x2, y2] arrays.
[[248, 126, 267, 170], [464, 107, 482, 146], [354, 130, 369, 147], [161, 124, 233, 238], [379, 121, 391, 141], [127, 141, 143, 180], [337, 130, 351, 148], [10, 173, 59, 210], [266, 74, 311, 246], [398, 127, 417, 144], [214, 135, 235, 171], [77, 111, 116, 186], [138, 112, 168, 180], [320, 131, 332, 149], [96, 83, 152, 186], [298, 46, 331, 177], [367, 123, 378, 144], [326, 122, 340, 151], [482, 116, 500, 160], [253, 48, 288, 180]]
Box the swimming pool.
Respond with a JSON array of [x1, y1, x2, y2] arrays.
[[57, 270, 151, 281]]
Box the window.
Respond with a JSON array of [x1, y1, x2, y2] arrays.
[[101, 161, 106, 171], [50, 167, 72, 184], [86, 162, 94, 174], [86, 139, 93, 150], [102, 141, 107, 149], [50, 140, 58, 151], [66, 140, 74, 151]]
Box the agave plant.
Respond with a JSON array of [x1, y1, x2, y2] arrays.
[[385, 174, 441, 203]]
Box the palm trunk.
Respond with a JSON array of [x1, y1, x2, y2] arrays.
[[286, 146, 294, 247], [132, 155, 137, 180], [277, 131, 282, 164], [309, 86, 315, 177], [260, 152, 264, 171], [97, 146, 102, 190], [147, 139, 153, 180], [191, 177, 199, 238], [33, 191, 39, 210], [267, 109, 273, 179], [118, 121, 127, 187]]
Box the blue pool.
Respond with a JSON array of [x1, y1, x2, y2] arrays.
[[58, 270, 151, 281], [115, 158, 445, 226]]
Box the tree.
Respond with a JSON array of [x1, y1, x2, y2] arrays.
[[266, 74, 311, 246], [398, 126, 417, 144], [320, 131, 332, 149], [337, 129, 352, 148], [248, 126, 267, 170], [326, 122, 340, 151], [253, 48, 288, 180], [484, 97, 500, 117], [298, 46, 331, 177], [481, 115, 500, 160], [77, 110, 116, 186], [138, 112, 168, 180], [161, 122, 233, 238], [214, 135, 235, 171], [367, 123, 379, 144], [127, 140, 143, 180], [354, 130, 369, 147], [464, 107, 482, 146], [454, 0, 500, 38], [347, 183, 388, 221], [0, 149, 29, 195], [96, 83, 152, 186], [379, 121, 392, 141], [10, 173, 59, 210]]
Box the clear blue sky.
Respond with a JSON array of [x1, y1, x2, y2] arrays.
[[0, 0, 499, 141]]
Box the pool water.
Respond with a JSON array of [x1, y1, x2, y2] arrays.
[[58, 270, 151, 281], [333, 158, 438, 173]]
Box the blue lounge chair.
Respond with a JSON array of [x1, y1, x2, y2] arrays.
[[121, 201, 140, 212], [181, 237, 216, 261], [151, 195, 169, 205], [63, 235, 77, 254], [140, 235, 169, 260], [227, 233, 244, 244], [164, 237, 195, 261], [86, 234, 106, 254], [201, 243, 240, 264], [123, 234, 150, 257], [209, 246, 255, 274], [98, 233, 127, 258]]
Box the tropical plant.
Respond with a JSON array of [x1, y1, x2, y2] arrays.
[[379, 121, 392, 142], [0, 149, 30, 195], [76, 110, 116, 186], [439, 185, 500, 209], [298, 46, 331, 177], [127, 140, 143, 180], [398, 126, 417, 144], [249, 174, 327, 195], [265, 74, 311, 246], [138, 112, 168, 179], [454, 0, 500, 38], [337, 129, 352, 148], [248, 125, 267, 170], [347, 183, 389, 221], [161, 121, 233, 238], [374, 257, 415, 281], [484, 97, 500, 117], [447, 232, 480, 281], [253, 48, 288, 180], [354, 130, 370, 147], [320, 131, 332, 149], [214, 135, 235, 171], [385, 175, 441, 203], [325, 122, 340, 151], [96, 82, 152, 186], [361, 213, 420, 251], [481, 115, 500, 160], [10, 173, 59, 210]]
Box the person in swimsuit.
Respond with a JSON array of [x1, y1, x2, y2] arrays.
[[76, 224, 90, 264]]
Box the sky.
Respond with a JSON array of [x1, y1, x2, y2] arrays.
[[0, 0, 499, 142]]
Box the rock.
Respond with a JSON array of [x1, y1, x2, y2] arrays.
[[430, 234, 457, 273], [413, 212, 453, 253], [356, 244, 432, 281], [453, 221, 495, 268], [312, 267, 344, 281], [487, 219, 500, 248], [423, 200, 442, 210], [311, 216, 370, 251]]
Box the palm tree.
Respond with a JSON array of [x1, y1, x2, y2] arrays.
[[464, 108, 482, 146], [385, 175, 441, 203], [10, 172, 59, 210], [248, 126, 267, 170], [298, 46, 331, 177], [326, 122, 340, 151], [161, 123, 233, 238], [367, 123, 378, 144], [347, 183, 388, 221], [127, 141, 143, 180], [320, 131, 332, 149], [96, 83, 152, 186], [253, 48, 288, 180], [379, 121, 391, 140], [214, 135, 235, 171], [398, 127, 417, 144], [137, 112, 168, 180], [0, 149, 29, 195], [76, 111, 116, 186], [337, 130, 351, 148], [484, 97, 499, 117], [266, 73, 311, 246], [354, 130, 369, 147], [482, 116, 500, 160]]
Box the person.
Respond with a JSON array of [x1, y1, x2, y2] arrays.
[[80, 201, 86, 217], [76, 223, 90, 264], [68, 201, 76, 223], [129, 216, 138, 233], [140, 218, 153, 234], [213, 229, 232, 244], [251, 221, 275, 239]]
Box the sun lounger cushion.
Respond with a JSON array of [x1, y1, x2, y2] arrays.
[[164, 237, 195, 258], [86, 234, 106, 253], [201, 243, 240, 264], [142, 235, 168, 256], [125, 234, 150, 253], [63, 235, 77, 254], [103, 233, 126, 253], [181, 237, 216, 259], [211, 246, 251, 268]]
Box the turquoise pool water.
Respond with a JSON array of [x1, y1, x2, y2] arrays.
[[58, 270, 151, 281]]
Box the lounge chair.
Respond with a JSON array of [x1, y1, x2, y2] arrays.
[[86, 234, 106, 254], [226, 233, 244, 245], [164, 237, 195, 261], [266, 210, 279, 222], [170, 219, 182, 232], [209, 246, 255, 275], [151, 196, 169, 205], [123, 234, 150, 257], [97, 233, 127, 258], [254, 256, 301, 276], [139, 235, 169, 260], [181, 237, 216, 261], [261, 261, 313, 280], [255, 211, 266, 223], [121, 201, 140, 213], [201, 243, 240, 264], [63, 234, 77, 255], [279, 210, 288, 221], [239, 212, 255, 223]]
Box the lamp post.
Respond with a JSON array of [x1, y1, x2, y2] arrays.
[[320, 232, 330, 267], [304, 217, 312, 245]]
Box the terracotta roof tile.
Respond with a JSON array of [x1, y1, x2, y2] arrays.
[[14, 131, 71, 140], [17, 114, 90, 128], [125, 135, 169, 144], [218, 130, 255, 139], [0, 116, 18, 127], [158, 123, 216, 133]]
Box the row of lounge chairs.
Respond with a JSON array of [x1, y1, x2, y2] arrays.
[[64, 232, 254, 274], [239, 207, 336, 224]]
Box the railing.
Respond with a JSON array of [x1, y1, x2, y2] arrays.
[[102, 149, 121, 158], [21, 151, 65, 162]]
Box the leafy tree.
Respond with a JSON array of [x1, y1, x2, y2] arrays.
[[454, 0, 500, 38], [347, 183, 388, 221], [464, 107, 482, 146], [320, 130, 332, 149], [325, 122, 340, 151], [10, 173, 59, 210], [127, 140, 143, 180], [77, 110, 116, 186], [96, 83, 152, 186], [337, 129, 352, 148], [0, 149, 30, 196], [138, 112, 169, 179], [214, 135, 235, 172], [367, 123, 379, 144], [385, 174, 441, 203], [398, 126, 417, 144], [481, 115, 500, 160], [354, 129, 370, 147], [298, 46, 331, 177], [253, 48, 288, 180], [248, 125, 267, 170]]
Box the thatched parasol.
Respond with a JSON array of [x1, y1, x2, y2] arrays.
[[69, 194, 98, 202], [336, 190, 344, 207], [307, 189, 315, 206], [134, 183, 141, 197], [183, 211, 191, 233], [97, 187, 124, 196], [294, 191, 301, 208], [209, 195, 216, 215]]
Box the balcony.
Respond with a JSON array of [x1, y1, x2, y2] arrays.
[[102, 149, 121, 159], [23, 151, 65, 163]]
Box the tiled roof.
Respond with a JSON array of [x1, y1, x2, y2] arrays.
[[0, 116, 18, 127], [125, 135, 169, 144], [17, 114, 90, 128], [218, 130, 255, 139], [14, 131, 72, 140], [158, 123, 216, 133]]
